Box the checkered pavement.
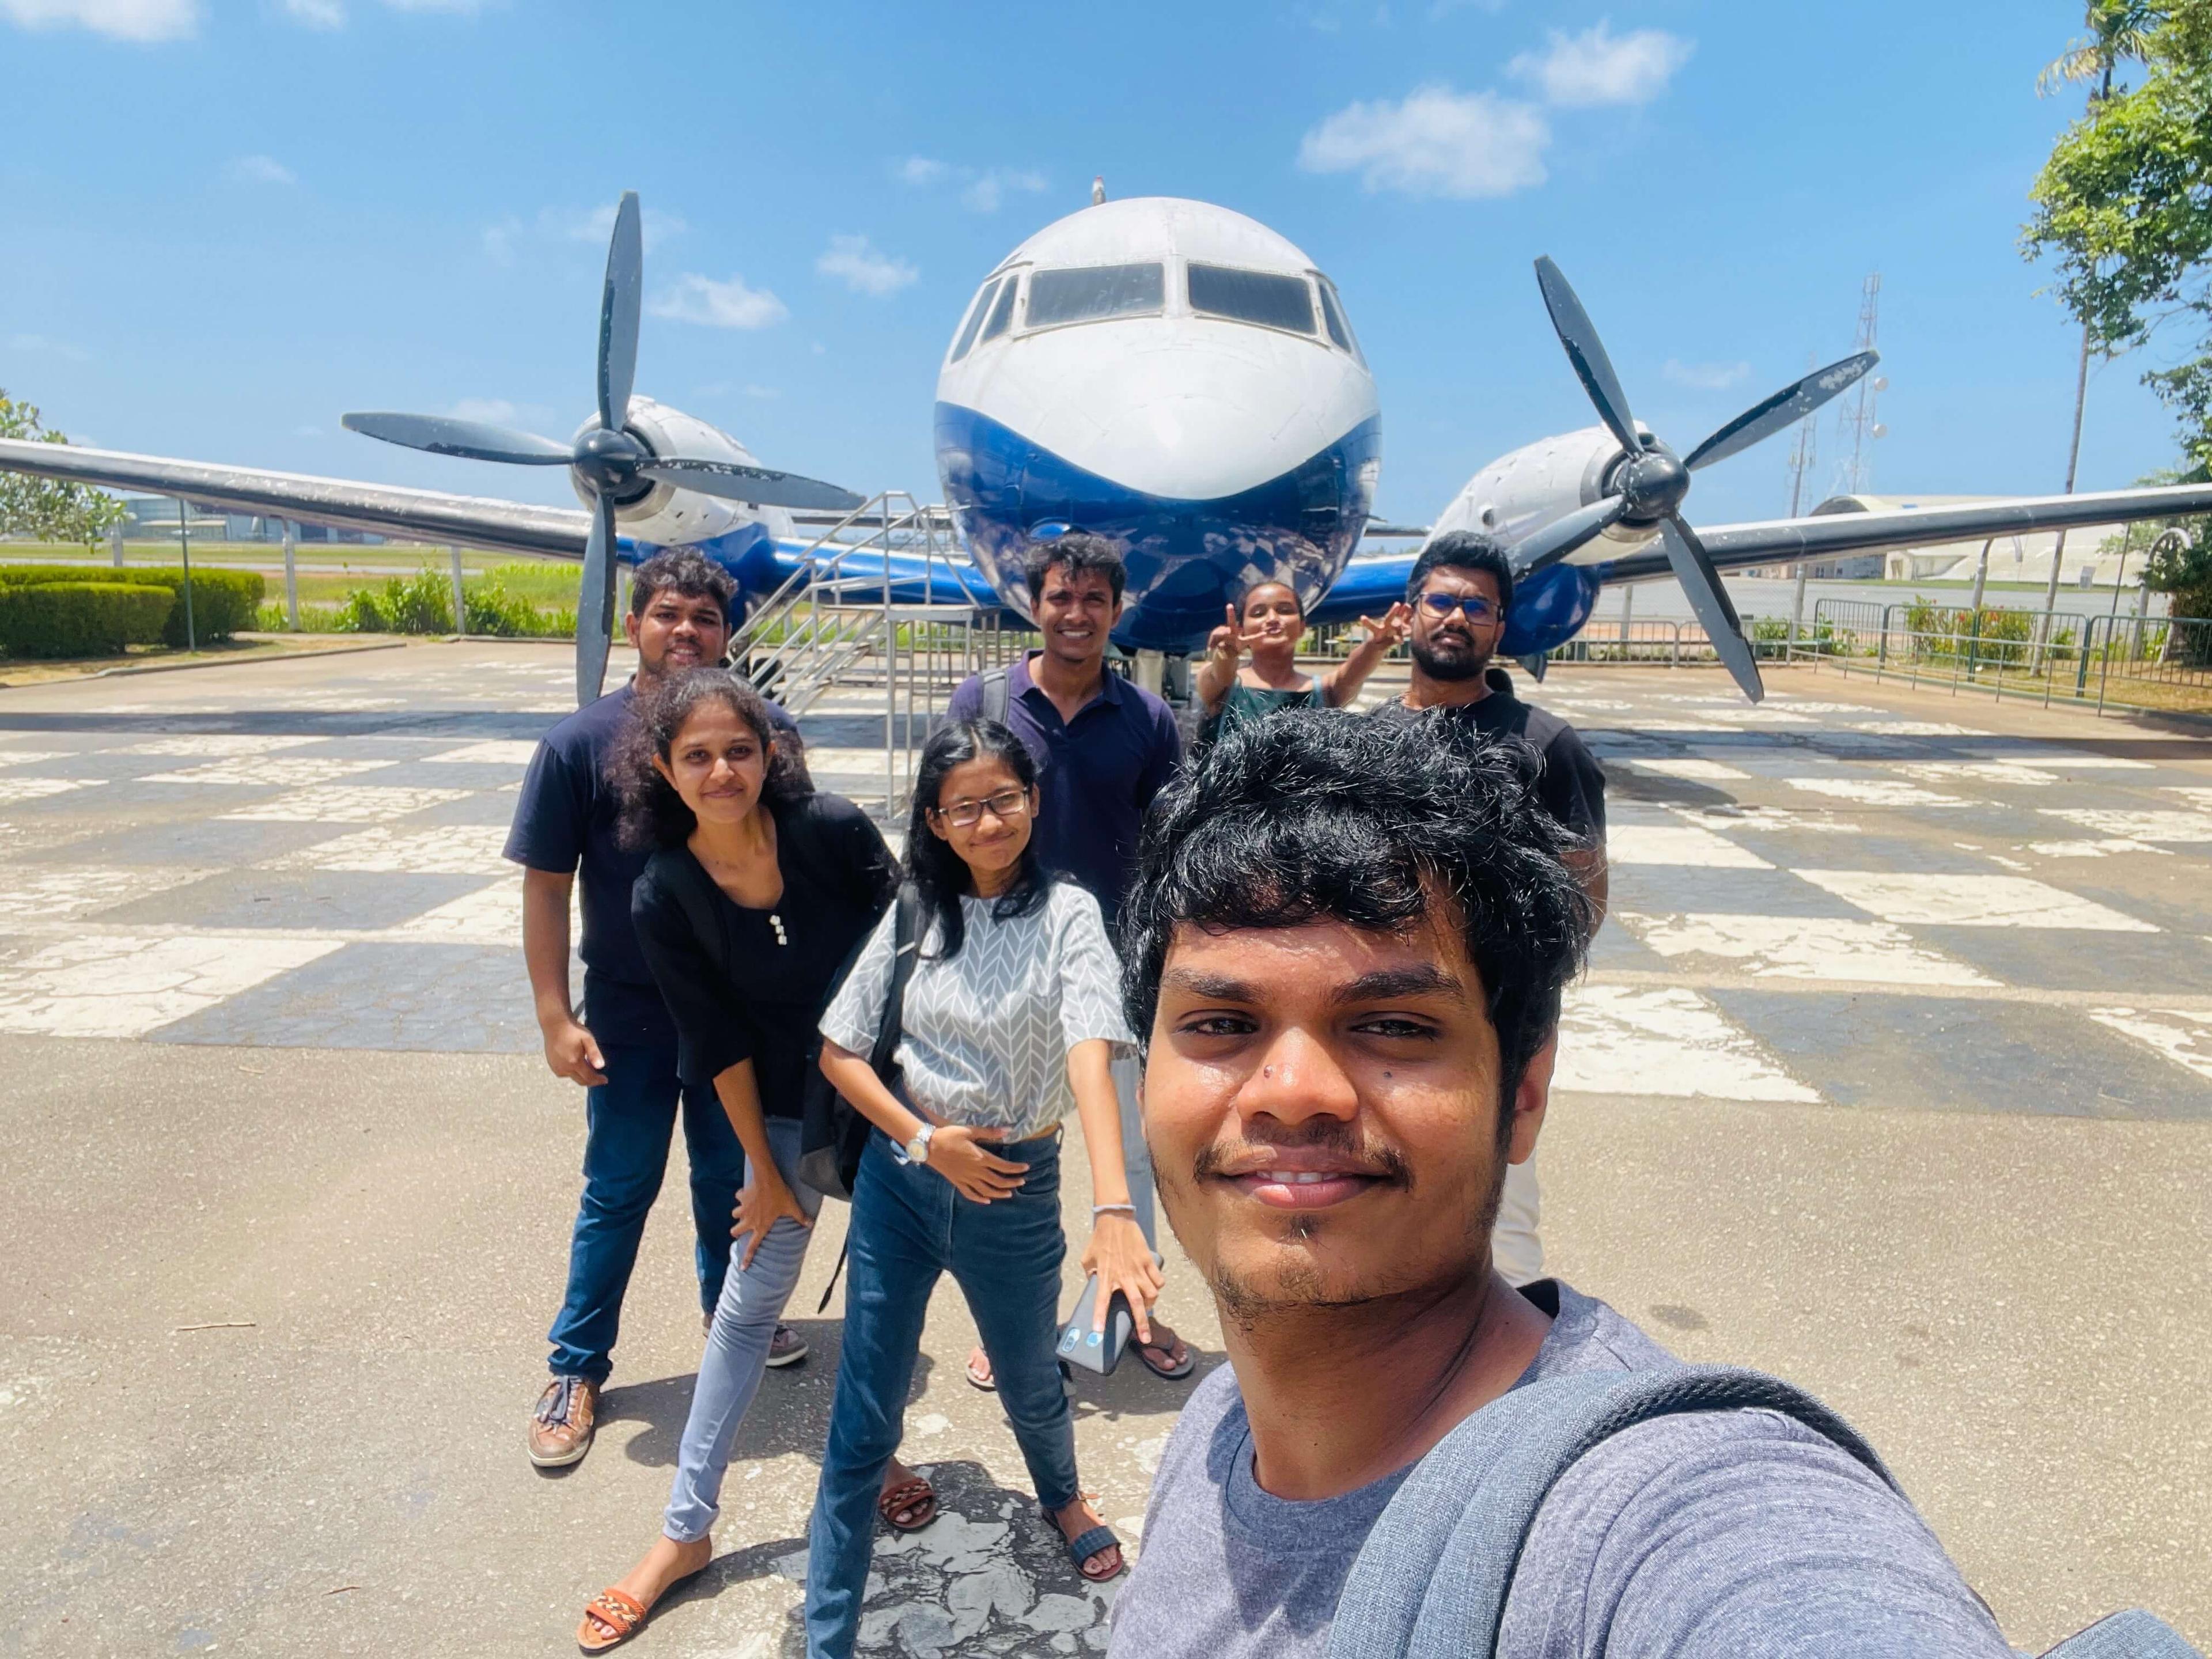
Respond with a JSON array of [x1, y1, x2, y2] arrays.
[[0, 650, 2205, 1118]]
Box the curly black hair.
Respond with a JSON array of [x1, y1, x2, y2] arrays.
[[1119, 707, 1592, 1122], [906, 719, 1055, 963], [613, 667, 811, 851], [630, 548, 737, 620], [1022, 531, 1126, 605]]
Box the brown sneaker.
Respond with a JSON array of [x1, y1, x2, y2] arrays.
[[527, 1373, 598, 1468], [766, 1323, 809, 1368]]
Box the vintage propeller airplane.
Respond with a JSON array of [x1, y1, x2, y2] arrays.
[[6, 188, 2209, 706]]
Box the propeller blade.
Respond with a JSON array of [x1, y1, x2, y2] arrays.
[[341, 412, 573, 465], [1657, 514, 1763, 702], [1517, 652, 1549, 681], [575, 494, 619, 707], [1682, 351, 1880, 474], [1510, 496, 1627, 574], [597, 191, 643, 433], [1534, 257, 1642, 461], [639, 457, 866, 513]]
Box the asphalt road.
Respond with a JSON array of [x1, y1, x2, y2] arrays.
[[1, 642, 2206, 1656]]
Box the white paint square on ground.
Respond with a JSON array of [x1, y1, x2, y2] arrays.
[[1672, 805, 1860, 835], [391, 876, 522, 943], [1700, 707, 1815, 726], [2165, 787, 2212, 806], [1606, 824, 1772, 869], [1892, 762, 2058, 787], [1795, 870, 2157, 932], [2025, 838, 2170, 860], [0, 777, 104, 804], [2022, 752, 2154, 771], [420, 741, 541, 766], [2037, 808, 2212, 844], [1553, 984, 1818, 1102], [221, 785, 472, 824], [115, 736, 320, 759], [271, 824, 512, 874], [1786, 777, 1965, 808], [1766, 700, 1881, 715], [0, 933, 341, 1038], [1849, 721, 1993, 737], [1626, 758, 1748, 782], [0, 866, 218, 923], [141, 756, 393, 788], [2090, 1007, 2212, 1083], [1611, 720, 1738, 734], [1617, 911, 1997, 987], [0, 752, 73, 770]]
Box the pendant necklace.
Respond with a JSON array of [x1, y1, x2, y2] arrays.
[[768, 911, 789, 947]]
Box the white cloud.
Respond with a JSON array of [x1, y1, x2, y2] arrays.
[[558, 201, 686, 251], [1663, 358, 1751, 392], [224, 154, 297, 186], [481, 217, 520, 263], [280, 0, 343, 26], [961, 168, 1047, 214], [896, 156, 1048, 214], [6, 333, 89, 361], [815, 234, 917, 297], [1508, 21, 1692, 108], [0, 0, 197, 40], [1299, 85, 1547, 199], [649, 274, 789, 330]]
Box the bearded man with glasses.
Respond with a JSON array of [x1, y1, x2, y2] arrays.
[[1385, 529, 1607, 1288]]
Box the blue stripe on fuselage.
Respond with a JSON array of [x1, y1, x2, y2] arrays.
[[934, 401, 1381, 654]]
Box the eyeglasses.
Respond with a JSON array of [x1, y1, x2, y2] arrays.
[[1416, 592, 1501, 622], [934, 787, 1032, 828]]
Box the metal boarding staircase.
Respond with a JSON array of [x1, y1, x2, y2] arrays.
[[730, 491, 1031, 815]]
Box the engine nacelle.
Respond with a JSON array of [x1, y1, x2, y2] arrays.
[[568, 396, 796, 551], [1427, 423, 1659, 566]]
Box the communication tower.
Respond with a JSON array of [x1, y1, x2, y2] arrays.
[[1783, 351, 1820, 517], [1831, 272, 1888, 496]]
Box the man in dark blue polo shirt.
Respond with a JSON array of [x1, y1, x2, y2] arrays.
[[506, 551, 806, 1467], [945, 533, 1192, 1384]]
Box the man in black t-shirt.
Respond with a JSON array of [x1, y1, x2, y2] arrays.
[[1387, 530, 1607, 1287], [505, 551, 805, 1467]]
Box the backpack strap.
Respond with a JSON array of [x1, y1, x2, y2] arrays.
[[1327, 1364, 1897, 1659], [871, 886, 922, 1074], [979, 666, 1010, 727]]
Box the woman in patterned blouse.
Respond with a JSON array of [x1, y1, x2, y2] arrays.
[[802, 719, 1161, 1656]]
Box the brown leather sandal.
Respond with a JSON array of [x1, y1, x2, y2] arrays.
[[576, 1588, 647, 1653], [878, 1474, 938, 1533]]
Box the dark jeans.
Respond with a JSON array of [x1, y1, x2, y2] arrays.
[[546, 1041, 745, 1384], [804, 1129, 1079, 1658]]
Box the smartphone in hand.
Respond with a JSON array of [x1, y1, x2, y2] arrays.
[[1057, 1274, 1135, 1376]]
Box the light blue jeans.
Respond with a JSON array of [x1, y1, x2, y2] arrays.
[[662, 1115, 821, 1544]]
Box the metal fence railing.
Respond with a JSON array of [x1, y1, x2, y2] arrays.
[[1791, 600, 2212, 717]]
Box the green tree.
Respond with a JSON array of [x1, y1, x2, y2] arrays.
[[0, 390, 129, 548]]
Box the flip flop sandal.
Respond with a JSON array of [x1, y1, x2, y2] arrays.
[[964, 1349, 996, 1392], [1044, 1512, 1124, 1584], [878, 1475, 938, 1533], [1133, 1329, 1195, 1381], [575, 1566, 703, 1653]]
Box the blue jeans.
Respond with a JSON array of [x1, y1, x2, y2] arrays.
[[804, 1128, 1080, 1659], [546, 1041, 747, 1384], [664, 1116, 820, 1542]]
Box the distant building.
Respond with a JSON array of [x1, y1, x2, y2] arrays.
[[116, 495, 383, 544]]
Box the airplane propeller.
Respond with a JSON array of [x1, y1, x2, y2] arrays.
[[343, 190, 864, 706], [1511, 256, 1879, 702]]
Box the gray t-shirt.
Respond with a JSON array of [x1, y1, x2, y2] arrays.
[[1109, 1282, 2010, 1659]]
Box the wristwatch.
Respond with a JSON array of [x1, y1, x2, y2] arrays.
[[903, 1123, 935, 1166]]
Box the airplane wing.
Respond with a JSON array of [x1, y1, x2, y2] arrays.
[[0, 437, 590, 559], [1311, 479, 2212, 626]]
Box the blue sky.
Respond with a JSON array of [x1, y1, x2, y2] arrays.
[[0, 0, 2180, 532]]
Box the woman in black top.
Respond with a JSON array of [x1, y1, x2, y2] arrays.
[[574, 668, 933, 1653]]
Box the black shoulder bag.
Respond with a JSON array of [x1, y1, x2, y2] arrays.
[[797, 882, 921, 1203]]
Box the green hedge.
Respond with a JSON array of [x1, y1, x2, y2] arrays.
[[0, 565, 264, 644], [0, 583, 176, 658]]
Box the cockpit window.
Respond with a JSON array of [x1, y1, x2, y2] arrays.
[[1187, 264, 1316, 336], [1316, 278, 1361, 360], [1025, 263, 1164, 329], [949, 278, 1001, 363], [978, 275, 1020, 344]]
